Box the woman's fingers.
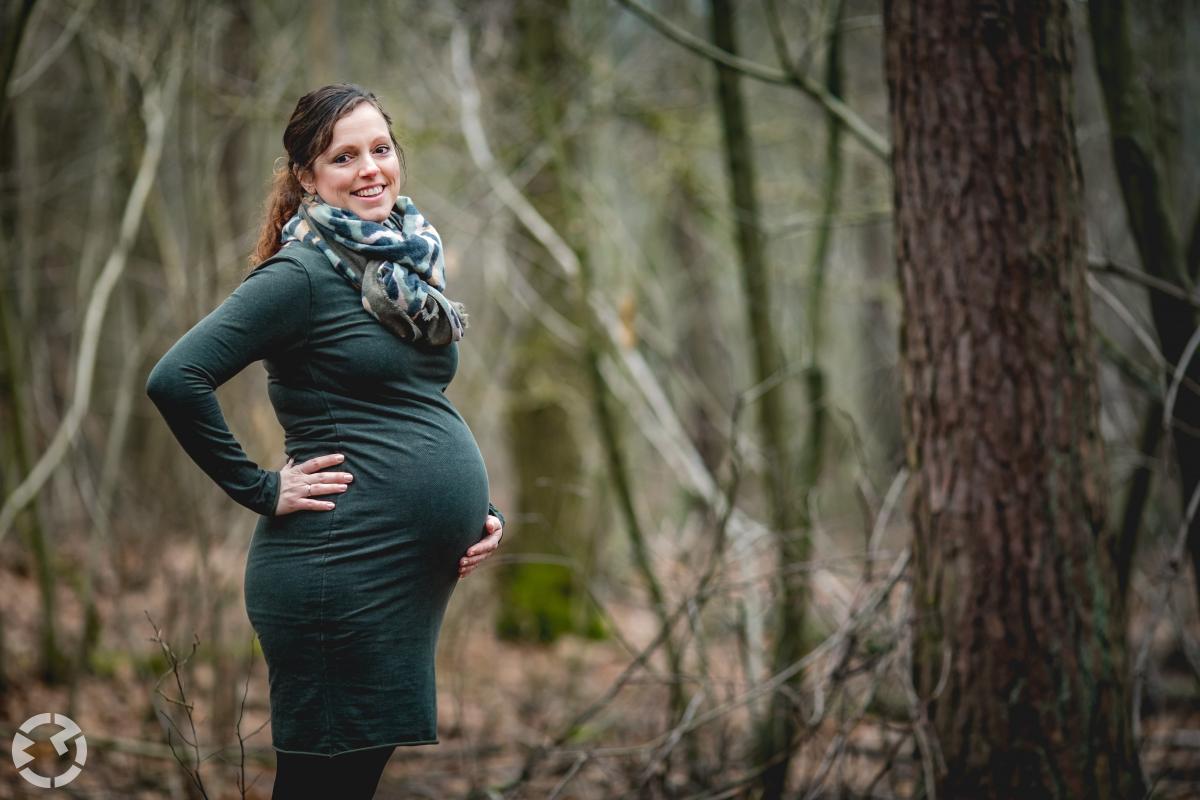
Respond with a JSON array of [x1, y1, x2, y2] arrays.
[[274, 454, 351, 515], [459, 553, 488, 576], [308, 471, 354, 484], [465, 533, 501, 557], [458, 548, 494, 576], [306, 482, 349, 496], [459, 518, 505, 577], [299, 453, 345, 473]]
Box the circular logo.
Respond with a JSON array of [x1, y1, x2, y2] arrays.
[[11, 713, 87, 788]]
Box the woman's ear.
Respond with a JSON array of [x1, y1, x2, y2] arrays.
[[293, 166, 314, 195]]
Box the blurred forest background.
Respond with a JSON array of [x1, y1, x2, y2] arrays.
[[0, 0, 1198, 797]]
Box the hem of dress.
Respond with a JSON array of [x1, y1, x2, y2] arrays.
[[272, 738, 439, 757]]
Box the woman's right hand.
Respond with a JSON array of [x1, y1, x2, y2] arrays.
[[273, 453, 353, 516]]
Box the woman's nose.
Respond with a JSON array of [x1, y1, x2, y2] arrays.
[[359, 155, 379, 176]]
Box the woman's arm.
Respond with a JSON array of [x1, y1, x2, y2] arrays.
[[145, 254, 312, 516]]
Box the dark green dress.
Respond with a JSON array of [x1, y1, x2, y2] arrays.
[[146, 241, 499, 756]]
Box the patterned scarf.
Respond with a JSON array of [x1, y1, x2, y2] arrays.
[[281, 196, 467, 345]]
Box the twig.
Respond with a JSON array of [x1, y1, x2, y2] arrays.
[[634, 691, 704, 792], [861, 731, 912, 798], [146, 612, 209, 799], [1089, 258, 1200, 310], [1163, 322, 1200, 439], [801, 649, 893, 799], [546, 752, 589, 800], [234, 634, 260, 798], [897, 582, 944, 800], [866, 469, 908, 582], [1169, 593, 1200, 683], [1088, 274, 1169, 373]]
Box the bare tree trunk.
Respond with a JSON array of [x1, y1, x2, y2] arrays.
[[885, 1, 1145, 797], [1089, 0, 1200, 609], [0, 0, 65, 686], [0, 0, 38, 128], [496, 0, 602, 643], [707, 1, 806, 796], [797, 0, 844, 617], [0, 285, 64, 684], [669, 167, 732, 476]]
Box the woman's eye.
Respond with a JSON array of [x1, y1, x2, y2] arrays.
[[333, 153, 352, 164], [374, 145, 391, 155]]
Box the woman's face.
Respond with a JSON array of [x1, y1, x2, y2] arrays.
[[299, 103, 401, 222]]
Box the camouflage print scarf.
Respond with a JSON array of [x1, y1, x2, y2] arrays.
[[281, 196, 467, 345]]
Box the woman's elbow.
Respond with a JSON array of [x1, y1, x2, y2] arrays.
[[145, 357, 184, 408]]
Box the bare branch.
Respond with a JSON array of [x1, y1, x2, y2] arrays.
[[6, 0, 94, 97], [611, 0, 889, 160], [145, 613, 209, 799], [1089, 257, 1200, 310], [0, 48, 182, 543]]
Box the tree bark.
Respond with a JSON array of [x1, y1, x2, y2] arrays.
[[884, 1, 1145, 797]]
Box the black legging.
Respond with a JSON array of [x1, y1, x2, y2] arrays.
[[272, 745, 395, 799]]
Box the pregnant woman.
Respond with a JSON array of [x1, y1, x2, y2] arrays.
[[146, 84, 505, 799]]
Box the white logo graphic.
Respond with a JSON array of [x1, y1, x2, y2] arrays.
[[11, 713, 87, 788]]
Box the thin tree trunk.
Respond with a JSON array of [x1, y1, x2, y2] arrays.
[[708, 1, 806, 796], [797, 0, 844, 621], [885, 1, 1145, 797], [670, 166, 732, 475], [0, 0, 38, 128], [0, 285, 64, 683], [1090, 0, 1200, 610], [0, 0, 64, 685], [1116, 401, 1162, 595]]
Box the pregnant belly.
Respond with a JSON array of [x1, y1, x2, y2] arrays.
[[291, 405, 486, 516], [246, 413, 489, 628]]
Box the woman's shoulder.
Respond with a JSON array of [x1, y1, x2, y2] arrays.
[[253, 242, 326, 275], [241, 243, 328, 292], [234, 247, 323, 313]]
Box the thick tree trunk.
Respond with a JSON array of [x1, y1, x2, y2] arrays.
[[884, 1, 1145, 797], [496, 0, 603, 643]]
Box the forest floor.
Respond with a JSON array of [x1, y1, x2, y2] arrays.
[[0, 535, 1197, 799]]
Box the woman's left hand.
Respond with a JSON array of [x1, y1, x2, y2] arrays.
[[459, 515, 504, 578]]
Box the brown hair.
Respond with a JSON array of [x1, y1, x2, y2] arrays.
[[250, 84, 406, 267]]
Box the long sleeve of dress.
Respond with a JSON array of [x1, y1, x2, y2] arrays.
[[487, 501, 505, 527], [146, 255, 312, 517]]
